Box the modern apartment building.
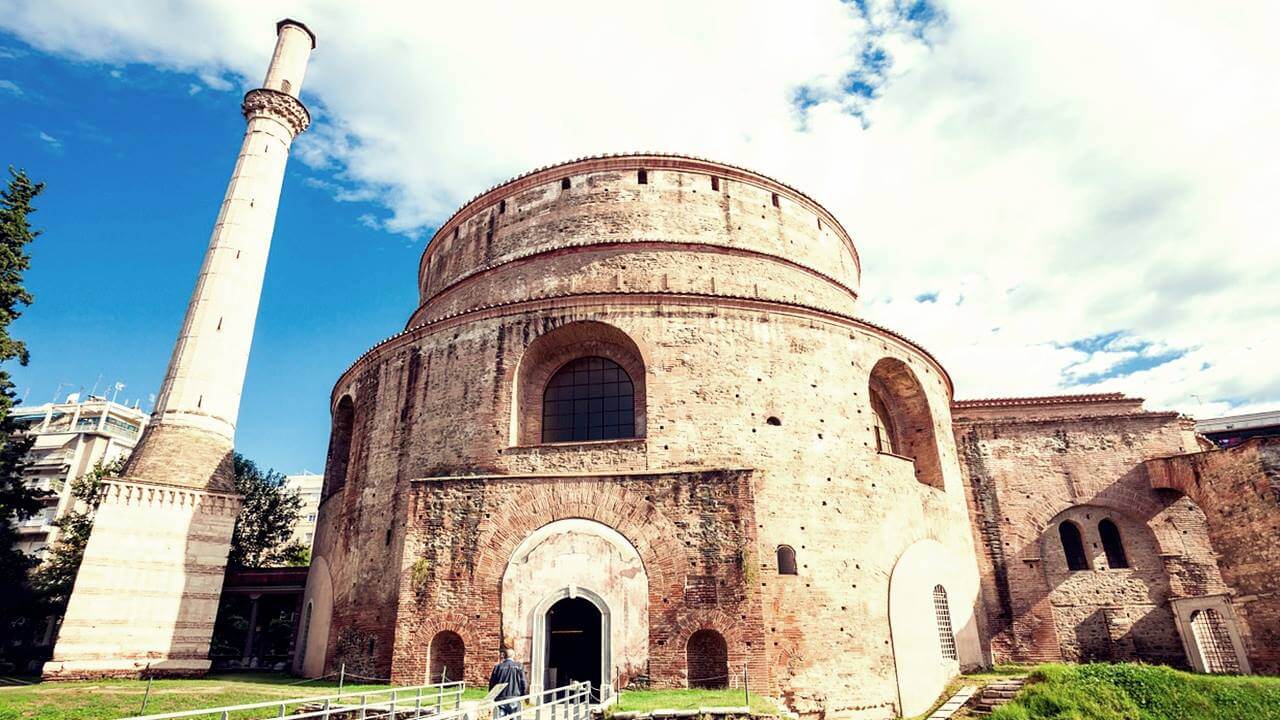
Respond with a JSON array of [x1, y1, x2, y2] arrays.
[[283, 472, 323, 549]]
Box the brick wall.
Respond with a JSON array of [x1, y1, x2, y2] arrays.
[[1145, 436, 1280, 674], [954, 396, 1225, 667]]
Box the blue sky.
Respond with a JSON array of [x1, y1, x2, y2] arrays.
[[1, 37, 415, 473], [1, 1, 1277, 473]]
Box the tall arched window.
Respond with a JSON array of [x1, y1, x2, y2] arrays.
[[1098, 519, 1129, 569], [686, 629, 728, 689], [542, 356, 635, 442], [870, 389, 896, 454], [933, 584, 957, 660], [1059, 521, 1089, 571], [868, 358, 944, 489], [776, 545, 797, 575], [323, 396, 355, 499]]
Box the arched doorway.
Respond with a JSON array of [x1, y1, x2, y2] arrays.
[[686, 629, 728, 688], [544, 596, 603, 695]]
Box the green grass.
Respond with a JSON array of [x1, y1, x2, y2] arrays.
[[907, 665, 1034, 720], [611, 688, 780, 715], [990, 663, 1280, 720], [0, 672, 485, 720]]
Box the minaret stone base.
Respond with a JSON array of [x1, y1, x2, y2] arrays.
[[42, 480, 241, 679]]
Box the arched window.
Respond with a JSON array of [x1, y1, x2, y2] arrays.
[[1098, 519, 1129, 569], [932, 584, 957, 660], [870, 389, 896, 454], [1059, 521, 1089, 571], [542, 356, 635, 442], [776, 545, 797, 575], [868, 358, 944, 489], [1189, 609, 1240, 674], [686, 629, 728, 689], [429, 630, 466, 683], [323, 396, 354, 499]]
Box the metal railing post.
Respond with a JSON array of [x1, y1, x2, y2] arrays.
[[415, 686, 424, 719], [359, 693, 367, 720]]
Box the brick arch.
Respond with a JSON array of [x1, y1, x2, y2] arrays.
[[473, 480, 689, 601], [509, 320, 650, 445], [1021, 495, 1185, 557], [406, 611, 485, 686], [666, 608, 752, 687], [868, 357, 944, 490]]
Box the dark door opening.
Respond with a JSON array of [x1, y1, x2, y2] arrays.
[[545, 597, 602, 696]]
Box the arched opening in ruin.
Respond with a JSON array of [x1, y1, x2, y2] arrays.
[[686, 629, 729, 689], [512, 321, 647, 446], [542, 356, 636, 442], [324, 396, 354, 499], [868, 357, 944, 489], [1098, 518, 1129, 569], [1058, 521, 1089, 571], [542, 594, 605, 697], [429, 630, 466, 683]]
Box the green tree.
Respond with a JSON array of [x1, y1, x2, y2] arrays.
[[0, 168, 45, 658], [228, 453, 308, 568], [31, 457, 126, 612]]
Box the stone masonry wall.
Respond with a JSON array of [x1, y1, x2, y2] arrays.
[[1145, 436, 1280, 674], [954, 397, 1225, 667]]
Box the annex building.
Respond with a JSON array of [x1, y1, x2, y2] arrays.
[[293, 154, 1273, 719]]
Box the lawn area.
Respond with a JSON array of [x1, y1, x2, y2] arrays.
[[0, 672, 486, 720], [611, 688, 780, 715], [989, 663, 1280, 720], [908, 665, 1034, 720]]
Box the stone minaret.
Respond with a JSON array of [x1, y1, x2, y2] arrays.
[[43, 19, 316, 680]]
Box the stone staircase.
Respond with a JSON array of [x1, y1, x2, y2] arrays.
[[968, 677, 1027, 716]]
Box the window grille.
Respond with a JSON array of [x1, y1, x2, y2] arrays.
[[933, 584, 958, 660], [1190, 609, 1240, 674], [542, 356, 635, 442]]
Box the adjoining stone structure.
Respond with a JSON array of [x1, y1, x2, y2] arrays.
[[954, 394, 1253, 674], [299, 155, 985, 719], [43, 19, 316, 680], [1145, 436, 1280, 674]]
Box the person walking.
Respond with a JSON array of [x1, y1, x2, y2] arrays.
[[489, 647, 528, 719]]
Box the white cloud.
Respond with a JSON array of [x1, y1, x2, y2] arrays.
[[37, 130, 61, 150], [187, 82, 202, 95], [1, 0, 1276, 417], [0, 79, 20, 95]]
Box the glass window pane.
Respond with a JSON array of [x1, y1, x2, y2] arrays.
[[541, 356, 637, 442]]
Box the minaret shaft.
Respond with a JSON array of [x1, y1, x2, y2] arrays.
[[43, 19, 315, 680]]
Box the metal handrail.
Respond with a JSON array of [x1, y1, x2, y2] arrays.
[[125, 680, 466, 720], [495, 682, 593, 720]]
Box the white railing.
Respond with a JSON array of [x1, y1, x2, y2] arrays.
[[125, 680, 466, 720], [494, 681, 593, 720]]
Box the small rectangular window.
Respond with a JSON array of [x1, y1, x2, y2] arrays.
[[498, 199, 506, 214], [711, 176, 720, 191], [638, 169, 648, 185], [771, 192, 780, 208], [561, 177, 571, 190]]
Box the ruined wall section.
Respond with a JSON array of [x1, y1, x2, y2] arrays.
[[954, 398, 1224, 666], [1145, 437, 1280, 674]]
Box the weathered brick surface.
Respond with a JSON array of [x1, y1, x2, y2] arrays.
[[1145, 437, 1280, 674], [953, 396, 1226, 667], [308, 156, 982, 719]]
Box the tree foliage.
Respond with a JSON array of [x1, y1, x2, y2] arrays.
[[228, 453, 308, 568], [0, 168, 45, 656], [31, 457, 125, 611]]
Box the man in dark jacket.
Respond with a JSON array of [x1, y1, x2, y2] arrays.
[[489, 648, 528, 719]]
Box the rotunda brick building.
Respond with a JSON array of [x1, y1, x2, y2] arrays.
[[298, 154, 985, 718]]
